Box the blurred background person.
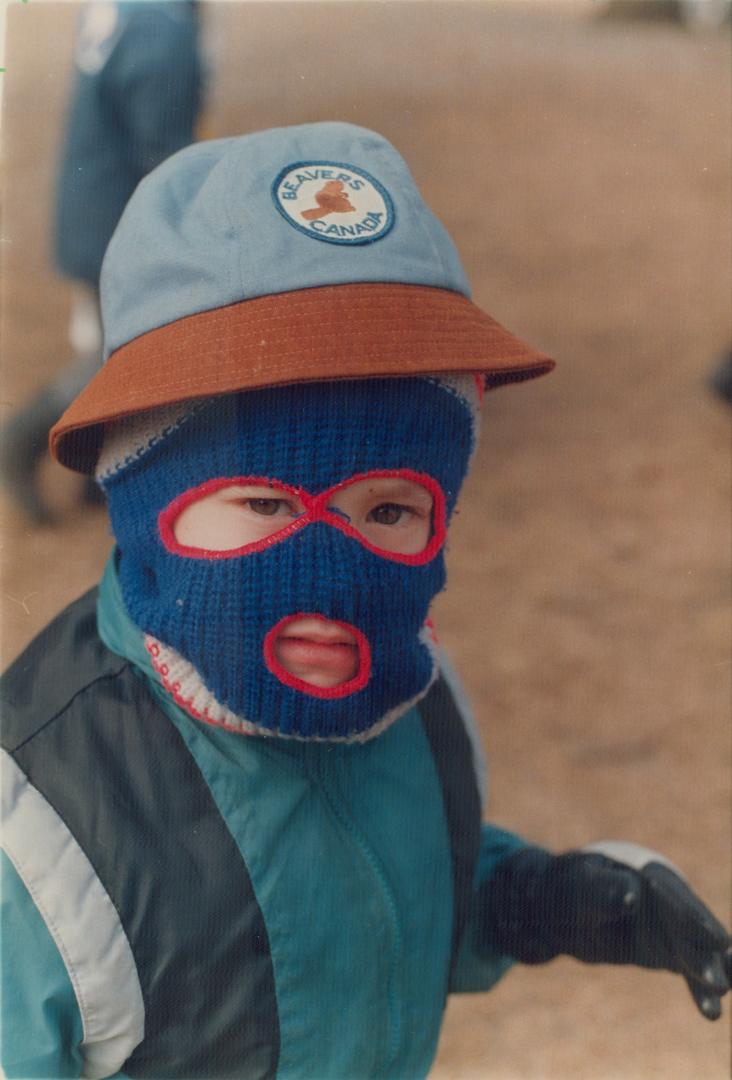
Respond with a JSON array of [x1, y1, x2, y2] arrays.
[[592, 0, 730, 30], [709, 348, 732, 407], [0, 0, 204, 523]]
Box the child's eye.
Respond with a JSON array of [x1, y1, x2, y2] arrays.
[[245, 498, 294, 517], [367, 502, 413, 526]]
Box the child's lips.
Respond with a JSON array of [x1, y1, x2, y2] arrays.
[[273, 618, 359, 686], [275, 638, 358, 679], [277, 617, 357, 646]]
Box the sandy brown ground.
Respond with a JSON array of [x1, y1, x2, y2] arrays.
[[1, 2, 731, 1078]]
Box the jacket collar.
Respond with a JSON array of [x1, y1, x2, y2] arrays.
[[97, 548, 156, 675]]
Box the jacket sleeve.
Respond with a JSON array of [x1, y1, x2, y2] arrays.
[[449, 824, 530, 993], [103, 5, 203, 177], [1, 849, 85, 1078]]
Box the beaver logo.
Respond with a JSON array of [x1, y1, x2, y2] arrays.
[[272, 161, 395, 245], [301, 181, 356, 221]]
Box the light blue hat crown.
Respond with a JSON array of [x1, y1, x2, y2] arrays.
[[100, 121, 471, 359]]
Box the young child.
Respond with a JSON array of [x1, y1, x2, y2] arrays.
[[2, 122, 729, 1079]]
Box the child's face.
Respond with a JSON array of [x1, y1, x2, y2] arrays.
[[172, 474, 434, 689], [105, 378, 475, 739]]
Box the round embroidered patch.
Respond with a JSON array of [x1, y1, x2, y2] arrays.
[[272, 161, 395, 245]]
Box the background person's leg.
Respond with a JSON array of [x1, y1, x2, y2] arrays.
[[0, 286, 101, 523]]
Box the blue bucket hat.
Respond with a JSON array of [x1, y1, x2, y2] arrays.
[[51, 121, 554, 472]]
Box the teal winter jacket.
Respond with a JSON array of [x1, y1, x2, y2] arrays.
[[1, 556, 525, 1078]]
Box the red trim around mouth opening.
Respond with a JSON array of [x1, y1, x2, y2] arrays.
[[263, 613, 372, 699]]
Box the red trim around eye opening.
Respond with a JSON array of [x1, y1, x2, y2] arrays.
[[263, 613, 372, 699], [158, 468, 447, 565], [473, 372, 486, 404], [158, 475, 313, 560], [314, 468, 447, 566]]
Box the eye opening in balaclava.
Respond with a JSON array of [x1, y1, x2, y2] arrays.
[[157, 468, 447, 565]]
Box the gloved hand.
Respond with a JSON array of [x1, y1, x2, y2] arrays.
[[478, 840, 732, 1020]]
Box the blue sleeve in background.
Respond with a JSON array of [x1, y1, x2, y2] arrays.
[[1, 850, 84, 1078], [449, 824, 531, 993], [106, 4, 204, 177], [54, 3, 204, 285]]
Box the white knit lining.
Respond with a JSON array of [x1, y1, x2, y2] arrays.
[[145, 625, 439, 745], [96, 401, 205, 481]]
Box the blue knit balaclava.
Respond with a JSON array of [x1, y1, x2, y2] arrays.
[[100, 377, 478, 741]]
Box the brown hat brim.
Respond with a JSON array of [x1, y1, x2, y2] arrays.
[[50, 283, 554, 473]]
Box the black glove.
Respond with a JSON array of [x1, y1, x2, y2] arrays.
[[478, 842, 732, 1020]]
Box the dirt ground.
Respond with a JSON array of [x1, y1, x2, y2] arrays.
[[1, 2, 730, 1078]]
